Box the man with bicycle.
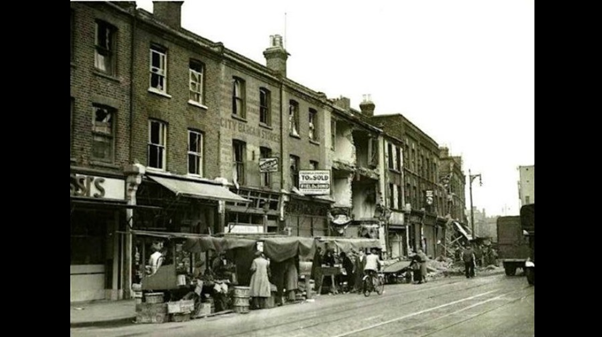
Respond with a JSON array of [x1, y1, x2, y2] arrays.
[[363, 249, 383, 286]]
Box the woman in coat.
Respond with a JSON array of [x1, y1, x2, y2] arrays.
[[284, 258, 299, 301], [249, 251, 271, 309]]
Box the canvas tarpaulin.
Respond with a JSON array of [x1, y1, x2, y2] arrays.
[[262, 237, 316, 263], [318, 237, 382, 253]]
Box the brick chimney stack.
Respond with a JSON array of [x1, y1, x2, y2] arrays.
[[440, 146, 450, 158], [263, 35, 289, 77], [153, 1, 184, 29], [359, 94, 376, 116]]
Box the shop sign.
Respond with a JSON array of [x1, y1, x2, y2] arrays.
[[299, 170, 330, 195], [426, 190, 434, 205], [70, 174, 125, 200], [228, 223, 263, 234], [259, 157, 279, 173]]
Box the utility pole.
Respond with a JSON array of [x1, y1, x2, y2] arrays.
[[468, 169, 482, 237]]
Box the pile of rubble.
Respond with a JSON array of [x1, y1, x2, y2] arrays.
[[425, 257, 503, 279]]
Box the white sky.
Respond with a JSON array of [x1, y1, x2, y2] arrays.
[[135, 0, 534, 217]]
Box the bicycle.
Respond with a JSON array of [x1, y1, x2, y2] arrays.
[[362, 270, 385, 297]]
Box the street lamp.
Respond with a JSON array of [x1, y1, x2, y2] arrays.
[[468, 169, 482, 237]]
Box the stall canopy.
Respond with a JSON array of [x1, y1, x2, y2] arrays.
[[148, 175, 250, 203], [130, 230, 316, 262], [317, 237, 382, 253], [453, 222, 473, 240]]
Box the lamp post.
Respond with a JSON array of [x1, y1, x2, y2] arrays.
[[468, 169, 482, 237]]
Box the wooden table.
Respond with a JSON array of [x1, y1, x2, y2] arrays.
[[318, 266, 342, 295]]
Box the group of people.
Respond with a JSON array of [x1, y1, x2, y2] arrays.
[[311, 247, 384, 294]]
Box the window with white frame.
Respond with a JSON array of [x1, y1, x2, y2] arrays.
[[259, 88, 271, 126], [289, 100, 299, 137], [71, 10, 75, 61], [331, 119, 336, 150], [188, 130, 203, 176], [94, 21, 116, 74], [290, 155, 300, 188], [232, 77, 246, 118], [309, 108, 318, 141], [387, 142, 394, 169], [149, 45, 167, 92], [91, 105, 115, 162], [189, 60, 204, 104], [233, 140, 246, 185], [260, 146, 272, 187], [395, 146, 401, 171], [70, 98, 74, 156], [148, 120, 167, 169]]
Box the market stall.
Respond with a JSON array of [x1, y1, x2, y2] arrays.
[[130, 230, 317, 323]]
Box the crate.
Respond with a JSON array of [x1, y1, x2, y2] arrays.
[[167, 300, 195, 314], [145, 292, 164, 304], [194, 302, 213, 317], [170, 313, 191, 322]]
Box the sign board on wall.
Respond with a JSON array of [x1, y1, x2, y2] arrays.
[[259, 158, 279, 173], [299, 170, 331, 195], [70, 174, 125, 200], [228, 223, 264, 234]]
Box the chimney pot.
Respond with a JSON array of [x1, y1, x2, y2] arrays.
[[153, 1, 184, 29]]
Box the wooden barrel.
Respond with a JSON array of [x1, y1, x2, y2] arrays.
[[233, 286, 250, 298], [232, 286, 250, 314]]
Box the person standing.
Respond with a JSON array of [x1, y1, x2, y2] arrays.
[[311, 247, 323, 296], [340, 252, 354, 292], [409, 250, 422, 284], [462, 244, 476, 278], [352, 250, 366, 293], [284, 258, 299, 301], [249, 251, 271, 309], [417, 249, 429, 283]]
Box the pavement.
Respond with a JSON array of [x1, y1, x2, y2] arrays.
[[70, 266, 506, 328], [71, 299, 137, 328]]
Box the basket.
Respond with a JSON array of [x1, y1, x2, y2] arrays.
[[145, 292, 164, 304]]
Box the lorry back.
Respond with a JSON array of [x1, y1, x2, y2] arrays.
[[496, 215, 530, 276]]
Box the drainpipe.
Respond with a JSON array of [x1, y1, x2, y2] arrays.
[[279, 80, 286, 231], [124, 7, 137, 300]]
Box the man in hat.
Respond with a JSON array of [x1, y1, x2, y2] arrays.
[[462, 244, 476, 278]]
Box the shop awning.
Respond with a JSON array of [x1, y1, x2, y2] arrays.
[[148, 175, 250, 203], [453, 221, 473, 240]]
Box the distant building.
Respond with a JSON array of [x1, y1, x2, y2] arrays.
[[518, 165, 535, 207]]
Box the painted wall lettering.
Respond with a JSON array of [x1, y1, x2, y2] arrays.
[[220, 118, 280, 142]]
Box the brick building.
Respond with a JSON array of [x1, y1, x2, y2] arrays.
[[365, 113, 447, 257], [71, 0, 470, 301], [70, 1, 145, 302]]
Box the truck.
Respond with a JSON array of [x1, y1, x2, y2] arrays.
[[520, 203, 534, 285], [496, 214, 531, 278]]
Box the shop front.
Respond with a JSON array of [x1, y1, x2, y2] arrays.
[[387, 211, 407, 259], [70, 171, 126, 302], [285, 194, 333, 237]]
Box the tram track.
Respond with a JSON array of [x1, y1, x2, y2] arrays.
[[224, 275, 514, 337]]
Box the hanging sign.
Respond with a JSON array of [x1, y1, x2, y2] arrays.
[[259, 157, 279, 173], [299, 170, 331, 195]]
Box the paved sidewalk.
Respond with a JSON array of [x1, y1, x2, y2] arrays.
[[70, 270, 506, 328], [71, 299, 137, 328]]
